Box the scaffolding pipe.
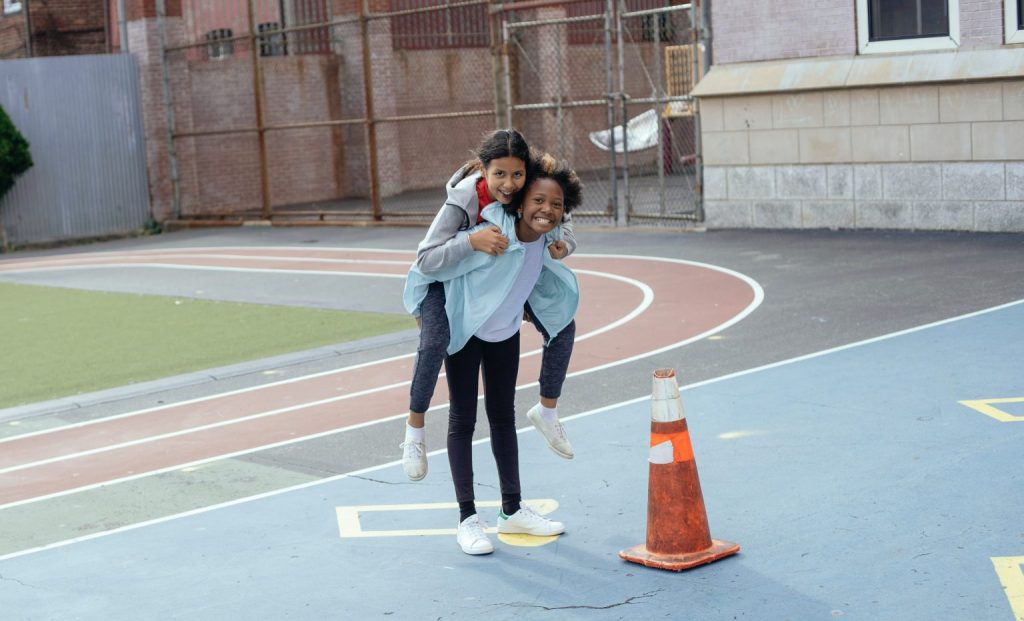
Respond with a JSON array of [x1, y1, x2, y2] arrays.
[[491, 3, 508, 128], [155, 0, 181, 219], [615, 0, 630, 226], [118, 0, 129, 52], [653, 9, 665, 216], [604, 0, 617, 219], [503, 20, 514, 128], [360, 0, 382, 220], [694, 0, 707, 221], [496, 0, 594, 13], [247, 0, 273, 220]]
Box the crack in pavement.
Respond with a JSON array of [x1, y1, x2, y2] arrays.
[[504, 589, 662, 611], [0, 573, 36, 589]]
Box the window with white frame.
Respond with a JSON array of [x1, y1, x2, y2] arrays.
[[3, 0, 23, 15], [856, 0, 960, 54], [1007, 0, 1024, 43]]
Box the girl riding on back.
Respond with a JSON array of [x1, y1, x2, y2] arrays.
[[405, 153, 583, 554], [400, 129, 578, 481]]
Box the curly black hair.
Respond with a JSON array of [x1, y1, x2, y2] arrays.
[[502, 150, 582, 218]]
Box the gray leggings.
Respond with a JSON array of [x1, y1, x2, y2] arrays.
[[409, 281, 575, 414]]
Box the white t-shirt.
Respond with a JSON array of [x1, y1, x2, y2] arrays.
[[475, 237, 545, 342]]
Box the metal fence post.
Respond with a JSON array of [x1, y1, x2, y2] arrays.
[[361, 0, 382, 221], [247, 0, 273, 220], [604, 0, 618, 220], [491, 4, 508, 129], [155, 0, 181, 220], [615, 0, 629, 226], [694, 0, 706, 221], [653, 9, 666, 216], [118, 0, 128, 52]]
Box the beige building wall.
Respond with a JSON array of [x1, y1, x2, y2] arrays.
[[695, 52, 1024, 232]]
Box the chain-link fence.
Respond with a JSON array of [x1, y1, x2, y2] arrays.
[[154, 0, 705, 226], [158, 0, 369, 221], [505, 1, 702, 225]]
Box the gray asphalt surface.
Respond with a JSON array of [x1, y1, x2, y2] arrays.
[[1, 226, 1023, 556]]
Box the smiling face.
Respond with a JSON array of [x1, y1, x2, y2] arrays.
[[482, 156, 527, 205], [516, 177, 565, 242]]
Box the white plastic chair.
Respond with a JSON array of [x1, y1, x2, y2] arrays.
[[588, 108, 661, 154]]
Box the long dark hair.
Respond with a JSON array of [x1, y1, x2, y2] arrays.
[[454, 128, 531, 184]]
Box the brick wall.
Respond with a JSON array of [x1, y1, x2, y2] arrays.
[[710, 0, 1006, 66], [130, 2, 675, 221], [26, 0, 109, 56], [710, 0, 855, 65], [0, 6, 30, 58], [960, 0, 1004, 47]]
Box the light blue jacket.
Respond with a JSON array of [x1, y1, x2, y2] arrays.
[[415, 169, 577, 274], [404, 203, 580, 355]]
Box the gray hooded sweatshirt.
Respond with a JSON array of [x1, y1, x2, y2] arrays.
[[415, 168, 578, 275]]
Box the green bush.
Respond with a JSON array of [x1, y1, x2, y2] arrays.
[[0, 104, 33, 202]]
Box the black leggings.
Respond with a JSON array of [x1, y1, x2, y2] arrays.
[[409, 282, 575, 414], [445, 333, 521, 511]]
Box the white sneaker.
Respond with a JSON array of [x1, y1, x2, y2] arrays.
[[400, 438, 427, 481], [497, 505, 565, 536], [527, 404, 574, 459], [457, 515, 494, 555]]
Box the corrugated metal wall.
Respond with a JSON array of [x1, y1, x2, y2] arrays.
[[0, 54, 150, 246]]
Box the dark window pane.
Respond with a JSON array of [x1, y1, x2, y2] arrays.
[[869, 0, 949, 41], [567, 0, 678, 45], [390, 0, 487, 50]]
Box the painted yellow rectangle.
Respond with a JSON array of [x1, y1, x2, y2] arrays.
[[992, 556, 1024, 621], [960, 398, 1024, 422], [336, 499, 558, 538]]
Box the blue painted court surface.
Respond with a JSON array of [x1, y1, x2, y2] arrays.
[[2, 301, 1022, 620]]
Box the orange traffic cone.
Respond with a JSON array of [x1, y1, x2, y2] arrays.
[[619, 368, 739, 571]]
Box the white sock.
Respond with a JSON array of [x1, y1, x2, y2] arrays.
[[539, 405, 559, 424], [406, 423, 425, 443]]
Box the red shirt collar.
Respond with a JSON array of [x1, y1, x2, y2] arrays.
[[475, 177, 491, 224]]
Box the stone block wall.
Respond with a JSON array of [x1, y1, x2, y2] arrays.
[[701, 79, 1024, 232]]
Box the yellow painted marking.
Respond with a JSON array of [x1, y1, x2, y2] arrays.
[[960, 397, 1024, 422], [336, 498, 560, 546], [497, 533, 559, 547], [991, 556, 1024, 621]]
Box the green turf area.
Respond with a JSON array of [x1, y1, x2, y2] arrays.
[[0, 282, 415, 409]]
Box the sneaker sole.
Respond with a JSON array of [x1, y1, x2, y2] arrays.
[[497, 527, 565, 536], [544, 443, 574, 460], [497, 524, 566, 536], [460, 544, 494, 555]]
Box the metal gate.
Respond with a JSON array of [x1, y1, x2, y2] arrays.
[[149, 0, 706, 227], [501, 0, 706, 226], [0, 54, 151, 247]]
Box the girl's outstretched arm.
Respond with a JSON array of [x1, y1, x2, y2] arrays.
[[415, 202, 475, 274]]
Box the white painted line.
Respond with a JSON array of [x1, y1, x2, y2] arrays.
[[0, 245, 417, 269], [0, 268, 654, 480], [336, 499, 558, 538], [2, 296, 1020, 561], [0, 263, 410, 278], [0, 261, 659, 445]]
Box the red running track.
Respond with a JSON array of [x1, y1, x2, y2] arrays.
[[0, 247, 762, 508]]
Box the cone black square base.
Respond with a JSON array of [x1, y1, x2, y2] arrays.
[[619, 538, 739, 571]]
